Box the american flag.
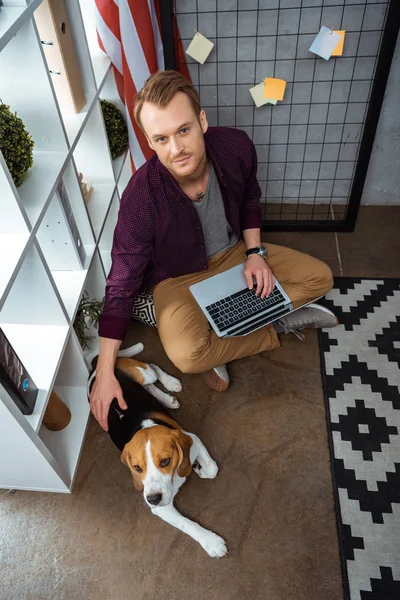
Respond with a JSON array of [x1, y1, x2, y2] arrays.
[[95, 0, 189, 173]]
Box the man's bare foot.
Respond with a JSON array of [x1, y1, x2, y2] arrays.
[[203, 365, 230, 392]]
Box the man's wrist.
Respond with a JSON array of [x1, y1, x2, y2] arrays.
[[245, 246, 267, 259]]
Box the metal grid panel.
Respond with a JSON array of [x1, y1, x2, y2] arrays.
[[173, 0, 390, 227]]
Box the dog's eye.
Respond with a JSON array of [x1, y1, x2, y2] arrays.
[[134, 465, 143, 473], [160, 458, 170, 467]]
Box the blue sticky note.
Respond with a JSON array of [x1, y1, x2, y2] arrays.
[[309, 26, 341, 60]]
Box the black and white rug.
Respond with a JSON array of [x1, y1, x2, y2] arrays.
[[318, 278, 400, 600]]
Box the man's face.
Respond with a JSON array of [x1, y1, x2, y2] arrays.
[[140, 92, 208, 180]]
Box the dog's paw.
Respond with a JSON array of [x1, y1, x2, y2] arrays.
[[164, 395, 180, 409], [161, 374, 182, 393], [193, 459, 218, 479], [198, 531, 228, 558]]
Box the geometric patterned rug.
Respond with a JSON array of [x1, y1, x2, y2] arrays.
[[318, 279, 400, 600]]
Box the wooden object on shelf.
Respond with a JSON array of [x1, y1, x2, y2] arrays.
[[43, 390, 71, 431], [78, 171, 93, 204], [34, 0, 86, 114]]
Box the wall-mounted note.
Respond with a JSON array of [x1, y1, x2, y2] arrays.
[[309, 26, 341, 60], [263, 77, 287, 102], [249, 82, 277, 107], [331, 30, 346, 57], [185, 31, 214, 64]]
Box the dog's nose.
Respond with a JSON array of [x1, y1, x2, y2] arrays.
[[146, 493, 162, 506]]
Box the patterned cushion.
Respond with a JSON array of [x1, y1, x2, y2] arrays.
[[132, 290, 157, 327]]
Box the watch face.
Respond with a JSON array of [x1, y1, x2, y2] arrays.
[[259, 247, 267, 257]]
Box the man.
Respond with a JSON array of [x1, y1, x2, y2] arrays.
[[91, 70, 337, 430]]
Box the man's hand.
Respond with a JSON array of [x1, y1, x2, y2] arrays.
[[244, 254, 274, 298], [89, 371, 127, 431]]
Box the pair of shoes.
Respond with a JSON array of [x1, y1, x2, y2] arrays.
[[274, 303, 339, 341], [203, 364, 230, 392]]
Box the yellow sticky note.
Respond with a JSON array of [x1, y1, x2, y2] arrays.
[[185, 32, 214, 64], [263, 78, 287, 102], [331, 30, 345, 56], [249, 82, 277, 107]]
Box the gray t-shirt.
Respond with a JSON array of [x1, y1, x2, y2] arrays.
[[193, 163, 239, 259]]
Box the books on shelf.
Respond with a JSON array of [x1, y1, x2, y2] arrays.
[[0, 328, 38, 415]]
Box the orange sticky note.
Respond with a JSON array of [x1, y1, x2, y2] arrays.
[[331, 30, 345, 56], [263, 77, 286, 102]]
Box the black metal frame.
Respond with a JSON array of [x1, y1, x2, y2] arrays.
[[159, 0, 400, 232]]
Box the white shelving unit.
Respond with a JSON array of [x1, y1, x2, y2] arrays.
[[0, 0, 131, 492]]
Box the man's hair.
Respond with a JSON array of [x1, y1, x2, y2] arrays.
[[133, 70, 201, 132]]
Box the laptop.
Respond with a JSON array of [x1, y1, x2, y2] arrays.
[[190, 263, 318, 338]]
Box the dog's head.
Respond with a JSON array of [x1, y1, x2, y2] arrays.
[[121, 423, 193, 508]]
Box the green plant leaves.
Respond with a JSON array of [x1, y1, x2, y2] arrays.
[[73, 291, 104, 350], [100, 99, 129, 160], [0, 101, 34, 187]]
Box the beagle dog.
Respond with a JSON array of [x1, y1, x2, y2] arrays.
[[88, 344, 228, 558]]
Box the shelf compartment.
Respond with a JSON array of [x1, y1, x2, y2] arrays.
[[0, 6, 25, 50], [100, 68, 129, 181], [79, 249, 106, 365], [63, 0, 98, 97], [0, 240, 68, 326], [73, 99, 115, 185], [0, 395, 69, 492], [36, 182, 87, 271], [86, 183, 115, 240], [35, 159, 96, 320], [0, 232, 30, 304], [16, 151, 67, 230], [118, 153, 133, 197], [99, 190, 120, 277], [0, 0, 42, 54], [0, 241, 69, 432], [113, 151, 129, 183], [39, 384, 90, 490], [0, 16, 68, 154], [39, 332, 90, 489], [0, 159, 31, 302], [0, 323, 69, 432], [61, 92, 96, 150], [78, 0, 111, 88]]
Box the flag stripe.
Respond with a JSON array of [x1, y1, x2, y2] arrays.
[[147, 0, 165, 70], [95, 0, 121, 45], [119, 0, 150, 92], [128, 0, 158, 73], [96, 0, 190, 173], [95, 4, 122, 74]]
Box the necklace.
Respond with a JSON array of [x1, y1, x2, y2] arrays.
[[196, 192, 205, 202]]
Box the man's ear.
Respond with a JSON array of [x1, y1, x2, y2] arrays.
[[121, 446, 144, 491], [199, 109, 208, 135], [172, 430, 193, 478]]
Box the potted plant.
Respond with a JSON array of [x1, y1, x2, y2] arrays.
[[0, 101, 34, 187], [73, 291, 104, 350], [100, 99, 129, 159]]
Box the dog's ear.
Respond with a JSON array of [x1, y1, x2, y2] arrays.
[[172, 430, 193, 478], [121, 446, 144, 491]]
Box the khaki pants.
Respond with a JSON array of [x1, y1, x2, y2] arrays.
[[152, 241, 333, 374]]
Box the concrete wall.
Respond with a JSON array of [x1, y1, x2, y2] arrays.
[[362, 33, 400, 205]]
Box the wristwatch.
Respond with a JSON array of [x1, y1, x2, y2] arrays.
[[245, 246, 267, 259]]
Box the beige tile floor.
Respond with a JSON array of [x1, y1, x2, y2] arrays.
[[1, 207, 399, 600]]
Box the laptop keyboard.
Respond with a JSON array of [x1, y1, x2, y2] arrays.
[[206, 286, 287, 333]]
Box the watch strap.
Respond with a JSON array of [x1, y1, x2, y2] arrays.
[[245, 246, 267, 258]]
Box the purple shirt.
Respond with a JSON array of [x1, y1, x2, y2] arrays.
[[99, 126, 262, 340]]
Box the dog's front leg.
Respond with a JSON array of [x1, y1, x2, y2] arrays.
[[148, 363, 182, 393], [186, 432, 219, 479], [144, 383, 180, 409], [151, 504, 227, 558]]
